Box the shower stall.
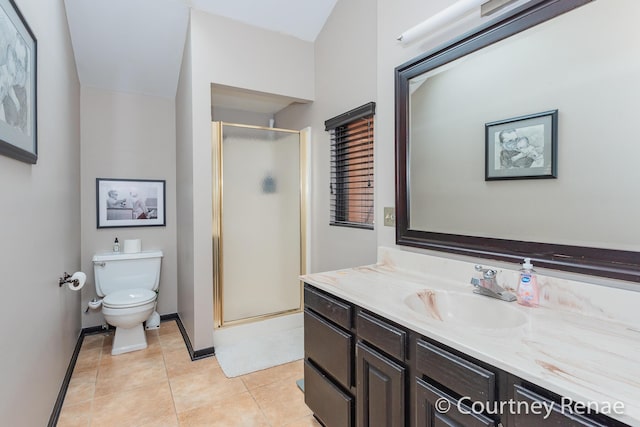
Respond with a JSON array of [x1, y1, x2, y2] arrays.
[[212, 122, 308, 328]]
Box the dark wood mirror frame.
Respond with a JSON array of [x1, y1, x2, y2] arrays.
[[395, 0, 640, 284]]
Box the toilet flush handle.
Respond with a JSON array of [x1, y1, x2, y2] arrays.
[[94, 262, 106, 267]]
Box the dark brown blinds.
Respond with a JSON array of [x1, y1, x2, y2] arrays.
[[325, 102, 375, 229]]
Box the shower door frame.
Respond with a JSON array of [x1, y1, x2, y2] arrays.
[[212, 122, 308, 328]]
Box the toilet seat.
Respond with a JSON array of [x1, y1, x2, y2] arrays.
[[103, 288, 156, 309]]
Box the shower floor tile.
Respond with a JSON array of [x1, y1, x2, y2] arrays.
[[56, 320, 320, 427]]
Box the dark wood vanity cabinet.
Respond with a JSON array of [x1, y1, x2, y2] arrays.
[[356, 310, 409, 427], [303, 285, 355, 427], [304, 284, 409, 427], [412, 336, 502, 427], [304, 284, 629, 427], [506, 379, 629, 427]]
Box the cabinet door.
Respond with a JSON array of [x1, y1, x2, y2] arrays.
[[511, 385, 606, 427], [415, 377, 495, 427], [356, 342, 406, 427]]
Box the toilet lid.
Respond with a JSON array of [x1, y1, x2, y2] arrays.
[[103, 288, 156, 308]]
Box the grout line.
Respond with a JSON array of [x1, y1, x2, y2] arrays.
[[86, 334, 105, 426], [160, 320, 181, 424], [246, 386, 274, 427]]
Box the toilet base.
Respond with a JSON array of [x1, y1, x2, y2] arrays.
[[145, 310, 160, 330], [111, 323, 148, 355]]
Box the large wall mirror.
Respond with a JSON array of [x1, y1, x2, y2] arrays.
[[395, 0, 640, 283]]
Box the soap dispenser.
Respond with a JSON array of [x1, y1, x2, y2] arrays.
[[516, 258, 539, 307], [113, 237, 120, 253]]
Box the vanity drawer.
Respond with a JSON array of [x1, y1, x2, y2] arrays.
[[304, 309, 353, 389], [416, 339, 495, 403], [305, 360, 353, 427], [304, 285, 353, 330], [416, 377, 495, 427], [356, 310, 406, 361], [512, 385, 610, 427]]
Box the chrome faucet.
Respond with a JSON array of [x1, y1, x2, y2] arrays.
[[470, 265, 516, 302]]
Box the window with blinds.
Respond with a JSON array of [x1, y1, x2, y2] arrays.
[[325, 102, 375, 229]]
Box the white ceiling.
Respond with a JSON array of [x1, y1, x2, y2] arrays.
[[64, 0, 337, 104]]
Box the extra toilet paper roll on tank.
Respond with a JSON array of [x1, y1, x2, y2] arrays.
[[123, 239, 142, 253], [68, 271, 86, 291]]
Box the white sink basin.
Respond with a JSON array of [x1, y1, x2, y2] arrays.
[[404, 289, 527, 329]]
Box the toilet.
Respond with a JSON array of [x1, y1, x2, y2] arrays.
[[92, 250, 163, 355]]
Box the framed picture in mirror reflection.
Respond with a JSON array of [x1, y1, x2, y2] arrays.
[[485, 110, 557, 180]]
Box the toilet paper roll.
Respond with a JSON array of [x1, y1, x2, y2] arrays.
[[68, 272, 86, 291], [123, 239, 142, 253]]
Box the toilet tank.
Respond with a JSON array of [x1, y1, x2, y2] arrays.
[[92, 250, 163, 297]]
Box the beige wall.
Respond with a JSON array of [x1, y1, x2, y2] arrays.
[[176, 26, 196, 343], [80, 86, 177, 328], [212, 106, 273, 127], [176, 11, 315, 350], [191, 11, 314, 102], [0, 0, 80, 424], [276, 0, 378, 273]]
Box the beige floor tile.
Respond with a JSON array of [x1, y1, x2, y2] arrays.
[[69, 367, 98, 384], [94, 360, 168, 398], [56, 400, 91, 427], [90, 380, 177, 427], [159, 319, 180, 336], [163, 348, 219, 379], [97, 351, 166, 386], [281, 414, 323, 427], [177, 391, 270, 427], [80, 334, 105, 351], [241, 359, 303, 390], [170, 366, 247, 414], [159, 332, 188, 353], [73, 347, 102, 374], [198, 355, 220, 367], [64, 377, 96, 405], [138, 414, 180, 427], [251, 377, 311, 426]]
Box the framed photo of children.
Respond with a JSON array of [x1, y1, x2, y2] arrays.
[[0, 0, 37, 164], [485, 110, 558, 181], [96, 178, 166, 228]]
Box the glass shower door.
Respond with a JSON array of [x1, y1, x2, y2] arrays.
[[217, 123, 302, 325]]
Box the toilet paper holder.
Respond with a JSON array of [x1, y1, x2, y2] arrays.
[[59, 272, 79, 288]]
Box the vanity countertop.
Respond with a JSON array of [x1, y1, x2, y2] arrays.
[[302, 255, 640, 425]]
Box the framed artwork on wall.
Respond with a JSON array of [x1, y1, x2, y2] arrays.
[[0, 0, 37, 164], [96, 178, 166, 228], [485, 110, 558, 181]]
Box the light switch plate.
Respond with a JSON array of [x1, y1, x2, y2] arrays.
[[384, 207, 396, 227]]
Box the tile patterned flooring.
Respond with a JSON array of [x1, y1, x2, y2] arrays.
[[57, 320, 321, 427]]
